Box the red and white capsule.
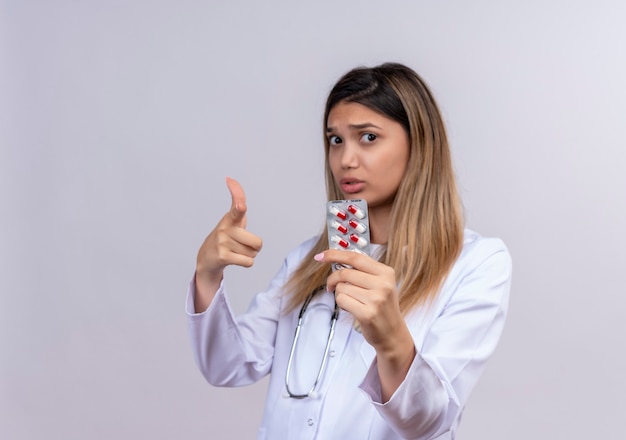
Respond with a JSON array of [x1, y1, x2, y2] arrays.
[[330, 220, 348, 234], [347, 204, 366, 219], [349, 233, 368, 248], [329, 205, 347, 220], [330, 234, 350, 249], [348, 219, 367, 233]]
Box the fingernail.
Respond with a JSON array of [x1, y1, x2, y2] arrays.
[[313, 252, 324, 261]]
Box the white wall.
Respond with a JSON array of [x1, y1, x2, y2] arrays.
[[2, 1, 625, 438]]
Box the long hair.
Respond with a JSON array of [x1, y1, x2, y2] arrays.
[[284, 62, 464, 314]]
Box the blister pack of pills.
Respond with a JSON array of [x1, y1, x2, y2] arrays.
[[326, 199, 371, 271]]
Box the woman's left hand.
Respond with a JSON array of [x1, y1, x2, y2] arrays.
[[316, 249, 403, 350], [315, 249, 416, 400]]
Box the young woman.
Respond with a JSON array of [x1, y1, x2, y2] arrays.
[[187, 63, 512, 439]]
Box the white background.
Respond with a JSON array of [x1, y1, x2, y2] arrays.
[[2, 1, 625, 439]]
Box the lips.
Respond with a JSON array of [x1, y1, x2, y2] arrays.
[[339, 178, 365, 194]]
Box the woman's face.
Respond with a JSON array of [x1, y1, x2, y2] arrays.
[[326, 101, 410, 213]]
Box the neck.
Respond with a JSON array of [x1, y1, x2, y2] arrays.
[[368, 204, 392, 245]]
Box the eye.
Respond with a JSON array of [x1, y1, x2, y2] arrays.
[[328, 135, 343, 146], [361, 133, 377, 143]]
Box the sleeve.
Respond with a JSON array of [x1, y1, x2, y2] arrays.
[[359, 241, 512, 439], [186, 256, 291, 387]]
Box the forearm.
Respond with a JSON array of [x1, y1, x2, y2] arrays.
[[376, 325, 416, 402], [187, 286, 263, 386], [193, 270, 223, 313]]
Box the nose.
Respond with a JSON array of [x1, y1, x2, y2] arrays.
[[339, 142, 359, 169]]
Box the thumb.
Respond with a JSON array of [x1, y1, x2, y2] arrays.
[[225, 176, 247, 227]]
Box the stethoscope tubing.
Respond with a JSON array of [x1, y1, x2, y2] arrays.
[[284, 287, 340, 399]]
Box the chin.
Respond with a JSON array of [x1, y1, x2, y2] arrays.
[[343, 192, 367, 201]]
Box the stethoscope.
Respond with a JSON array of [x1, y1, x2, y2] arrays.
[[284, 286, 340, 399]]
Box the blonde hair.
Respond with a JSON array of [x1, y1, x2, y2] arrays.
[[284, 63, 464, 314]]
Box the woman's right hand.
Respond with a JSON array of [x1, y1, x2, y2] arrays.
[[194, 177, 263, 311]]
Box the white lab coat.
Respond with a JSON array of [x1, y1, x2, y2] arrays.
[[186, 229, 512, 439]]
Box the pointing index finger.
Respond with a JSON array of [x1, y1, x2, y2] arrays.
[[225, 177, 247, 225]]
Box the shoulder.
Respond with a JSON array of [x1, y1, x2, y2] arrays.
[[460, 229, 511, 264], [423, 229, 513, 318], [451, 228, 512, 283]]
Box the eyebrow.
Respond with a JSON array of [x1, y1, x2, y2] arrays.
[[326, 123, 382, 133]]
